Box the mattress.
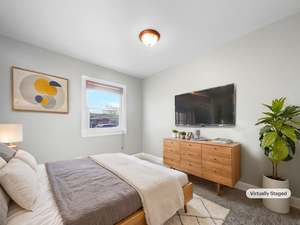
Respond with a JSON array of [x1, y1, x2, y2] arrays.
[[6, 154, 188, 225]]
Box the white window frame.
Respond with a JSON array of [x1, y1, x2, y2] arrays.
[[81, 75, 127, 137]]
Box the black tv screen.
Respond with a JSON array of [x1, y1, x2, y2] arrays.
[[175, 83, 235, 126]]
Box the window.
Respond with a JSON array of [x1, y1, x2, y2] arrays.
[[82, 75, 127, 137]]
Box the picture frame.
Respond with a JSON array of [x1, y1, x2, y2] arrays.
[[12, 67, 69, 113]]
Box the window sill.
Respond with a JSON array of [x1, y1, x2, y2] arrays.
[[81, 130, 127, 137]]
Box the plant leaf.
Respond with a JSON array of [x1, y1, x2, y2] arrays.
[[269, 120, 284, 129], [286, 137, 295, 155], [257, 116, 273, 121], [271, 98, 285, 114], [268, 137, 288, 163], [279, 105, 300, 118], [259, 125, 272, 135], [264, 147, 270, 157], [290, 119, 300, 126], [262, 103, 273, 112], [263, 112, 278, 118], [261, 131, 277, 149], [255, 118, 273, 126], [280, 125, 297, 141], [282, 154, 293, 162], [295, 130, 300, 140]]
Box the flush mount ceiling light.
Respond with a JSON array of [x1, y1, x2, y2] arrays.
[[139, 29, 160, 47]]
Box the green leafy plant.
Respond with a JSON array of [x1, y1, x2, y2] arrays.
[[172, 130, 178, 133], [255, 98, 300, 180], [181, 132, 186, 135]]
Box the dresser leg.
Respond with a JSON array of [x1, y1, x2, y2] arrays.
[[217, 183, 221, 196], [184, 204, 188, 213]]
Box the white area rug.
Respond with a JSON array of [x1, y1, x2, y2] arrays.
[[164, 194, 230, 225]]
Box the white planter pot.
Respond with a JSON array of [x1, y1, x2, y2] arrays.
[[172, 133, 177, 138], [262, 175, 290, 214]]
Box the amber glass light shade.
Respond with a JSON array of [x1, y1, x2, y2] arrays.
[[139, 29, 160, 47]]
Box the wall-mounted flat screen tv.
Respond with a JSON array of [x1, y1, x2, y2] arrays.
[[175, 83, 235, 126]]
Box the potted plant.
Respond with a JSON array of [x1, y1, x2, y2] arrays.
[[255, 98, 300, 213], [181, 132, 186, 139], [172, 129, 178, 138]]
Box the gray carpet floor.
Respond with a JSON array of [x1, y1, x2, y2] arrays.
[[188, 174, 300, 225]]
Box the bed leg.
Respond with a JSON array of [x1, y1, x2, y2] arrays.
[[218, 183, 222, 196], [184, 204, 188, 213]]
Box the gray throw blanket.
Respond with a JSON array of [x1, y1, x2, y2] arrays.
[[45, 158, 142, 225]]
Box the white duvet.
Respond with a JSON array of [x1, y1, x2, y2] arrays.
[[90, 153, 186, 225], [6, 154, 188, 225]]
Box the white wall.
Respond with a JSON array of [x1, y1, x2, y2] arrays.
[[0, 35, 143, 164], [142, 12, 300, 198]]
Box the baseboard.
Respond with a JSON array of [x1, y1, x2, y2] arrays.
[[133, 153, 300, 209]]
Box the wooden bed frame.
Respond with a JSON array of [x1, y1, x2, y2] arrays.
[[117, 182, 193, 225]]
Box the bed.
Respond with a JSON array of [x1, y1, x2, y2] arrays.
[[0, 144, 193, 225]]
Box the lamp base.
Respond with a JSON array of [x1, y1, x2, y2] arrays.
[[4, 143, 17, 151]]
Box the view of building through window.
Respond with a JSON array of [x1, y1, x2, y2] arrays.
[[87, 84, 121, 129], [82, 76, 126, 137]]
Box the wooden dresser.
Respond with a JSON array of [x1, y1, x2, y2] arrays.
[[163, 138, 241, 195]]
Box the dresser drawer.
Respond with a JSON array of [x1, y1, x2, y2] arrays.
[[202, 171, 232, 187], [180, 142, 201, 153], [163, 139, 180, 149], [163, 147, 180, 159], [202, 154, 231, 166], [181, 150, 201, 163], [202, 145, 231, 158], [163, 156, 180, 170], [202, 161, 232, 179], [181, 160, 201, 177]]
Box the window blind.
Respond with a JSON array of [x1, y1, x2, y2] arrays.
[[86, 81, 123, 95]]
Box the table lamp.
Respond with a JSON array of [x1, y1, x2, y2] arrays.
[[0, 124, 23, 150]]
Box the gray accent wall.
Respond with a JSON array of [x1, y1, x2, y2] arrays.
[[142, 12, 300, 198], [0, 35, 143, 164]]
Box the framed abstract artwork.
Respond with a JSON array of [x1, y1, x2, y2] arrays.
[[12, 67, 69, 113]]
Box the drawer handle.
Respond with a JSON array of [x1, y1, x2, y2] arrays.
[[170, 149, 173, 151], [214, 171, 217, 173], [171, 159, 173, 161], [189, 164, 191, 166], [189, 154, 192, 156], [214, 148, 217, 150], [189, 144, 191, 146], [214, 158, 217, 161], [171, 142, 173, 144]]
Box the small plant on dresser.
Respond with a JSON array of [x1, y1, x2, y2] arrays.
[[180, 132, 186, 139], [172, 130, 178, 138]]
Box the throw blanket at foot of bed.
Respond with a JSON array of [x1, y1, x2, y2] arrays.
[[90, 153, 185, 225], [45, 158, 142, 225]]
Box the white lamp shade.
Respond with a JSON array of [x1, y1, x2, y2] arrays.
[[139, 29, 160, 47], [0, 124, 23, 143], [141, 33, 159, 47]]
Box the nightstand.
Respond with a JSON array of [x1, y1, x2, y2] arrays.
[[8, 145, 17, 151]]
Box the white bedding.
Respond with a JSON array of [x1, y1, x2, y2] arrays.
[[6, 164, 62, 225], [6, 154, 188, 225], [91, 153, 186, 225]]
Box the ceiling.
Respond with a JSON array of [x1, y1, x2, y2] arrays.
[[0, 1, 299, 79]]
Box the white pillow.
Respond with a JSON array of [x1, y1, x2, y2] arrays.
[[0, 158, 37, 211], [13, 150, 38, 172], [0, 157, 6, 170]]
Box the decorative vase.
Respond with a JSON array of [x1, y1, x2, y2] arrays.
[[181, 135, 186, 139], [262, 175, 290, 213], [172, 133, 177, 138]]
